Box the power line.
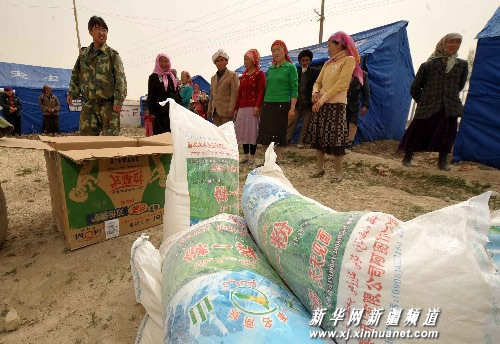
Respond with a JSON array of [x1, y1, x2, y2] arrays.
[[122, 0, 305, 66], [123, 0, 401, 68], [125, 12, 316, 70], [78, 5, 203, 31], [2, 1, 72, 10], [119, 0, 251, 55]]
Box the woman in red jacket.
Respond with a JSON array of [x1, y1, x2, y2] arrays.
[[234, 49, 265, 165]]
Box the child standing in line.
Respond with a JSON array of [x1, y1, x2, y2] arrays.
[[144, 108, 153, 137]]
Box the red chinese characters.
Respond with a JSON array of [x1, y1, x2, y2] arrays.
[[214, 186, 228, 203], [269, 221, 294, 252], [277, 312, 288, 323], [183, 243, 210, 262], [262, 317, 273, 329], [243, 316, 254, 329], [236, 242, 258, 260], [308, 288, 322, 311], [308, 228, 331, 287], [228, 308, 240, 321], [109, 169, 143, 191]]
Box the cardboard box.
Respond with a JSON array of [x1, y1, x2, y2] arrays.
[[0, 134, 173, 249]]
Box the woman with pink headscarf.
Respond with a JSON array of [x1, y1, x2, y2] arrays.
[[256, 40, 298, 163], [306, 32, 362, 183], [147, 53, 181, 134], [234, 49, 266, 166]]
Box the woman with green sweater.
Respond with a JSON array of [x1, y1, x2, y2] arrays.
[[256, 40, 298, 162]]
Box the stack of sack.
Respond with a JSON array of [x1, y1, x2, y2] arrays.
[[131, 100, 500, 343]]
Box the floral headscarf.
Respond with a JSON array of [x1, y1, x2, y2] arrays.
[[242, 49, 261, 77]]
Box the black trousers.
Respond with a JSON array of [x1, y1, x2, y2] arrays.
[[43, 115, 59, 134], [4, 113, 20, 135]]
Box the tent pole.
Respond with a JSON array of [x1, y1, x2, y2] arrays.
[[72, 0, 82, 50], [318, 0, 325, 44]]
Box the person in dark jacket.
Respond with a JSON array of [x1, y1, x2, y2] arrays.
[[286, 49, 320, 148], [39, 85, 61, 135], [346, 70, 370, 150], [147, 53, 181, 134], [0, 87, 22, 135], [399, 33, 468, 171]]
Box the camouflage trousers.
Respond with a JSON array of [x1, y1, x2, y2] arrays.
[[79, 100, 120, 136]]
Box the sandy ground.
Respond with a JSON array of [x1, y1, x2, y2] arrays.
[[0, 125, 498, 343]]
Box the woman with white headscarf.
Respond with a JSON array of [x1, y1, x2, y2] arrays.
[[399, 33, 468, 171]]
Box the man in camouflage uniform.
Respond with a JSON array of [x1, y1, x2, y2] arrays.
[[67, 16, 127, 136]]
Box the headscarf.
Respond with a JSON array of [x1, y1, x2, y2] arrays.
[[271, 40, 292, 65], [212, 49, 229, 63], [153, 53, 177, 92], [242, 49, 261, 77], [428, 33, 462, 73], [327, 32, 363, 85]]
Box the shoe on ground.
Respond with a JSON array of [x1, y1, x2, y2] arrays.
[[309, 170, 325, 178], [297, 144, 305, 149]]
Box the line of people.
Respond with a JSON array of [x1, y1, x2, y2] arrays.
[[62, 15, 372, 182], [54, 15, 468, 175], [202, 36, 371, 183]]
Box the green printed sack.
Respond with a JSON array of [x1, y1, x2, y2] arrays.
[[241, 146, 500, 343], [163, 100, 239, 240], [160, 214, 327, 344]]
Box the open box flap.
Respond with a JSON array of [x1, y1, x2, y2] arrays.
[[59, 145, 173, 162], [137, 133, 173, 146], [0, 138, 54, 151], [39, 135, 138, 151]]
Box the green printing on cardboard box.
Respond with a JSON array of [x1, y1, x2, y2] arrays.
[[61, 154, 171, 230]]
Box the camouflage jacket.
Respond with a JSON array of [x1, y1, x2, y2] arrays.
[[68, 43, 127, 106]]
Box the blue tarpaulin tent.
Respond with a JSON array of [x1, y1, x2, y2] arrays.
[[0, 61, 79, 134], [236, 20, 415, 143], [453, 7, 500, 169], [192, 75, 210, 94]]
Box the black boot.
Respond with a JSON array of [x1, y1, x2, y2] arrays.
[[402, 151, 413, 167], [438, 152, 451, 171]]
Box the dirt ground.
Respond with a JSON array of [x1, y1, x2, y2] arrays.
[[0, 125, 498, 344]]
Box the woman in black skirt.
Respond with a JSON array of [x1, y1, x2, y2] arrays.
[[147, 53, 181, 134], [307, 32, 363, 183], [399, 33, 467, 171], [256, 40, 298, 163]]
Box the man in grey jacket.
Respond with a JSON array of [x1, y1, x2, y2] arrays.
[[39, 85, 61, 135]]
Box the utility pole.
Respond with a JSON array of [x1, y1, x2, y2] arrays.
[[315, 0, 326, 44], [72, 0, 82, 50]]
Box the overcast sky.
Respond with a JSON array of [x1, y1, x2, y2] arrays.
[[0, 0, 498, 99]]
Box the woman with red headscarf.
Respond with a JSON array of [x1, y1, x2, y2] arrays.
[[234, 49, 266, 166], [256, 40, 298, 163], [307, 32, 362, 183], [147, 53, 181, 134]]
